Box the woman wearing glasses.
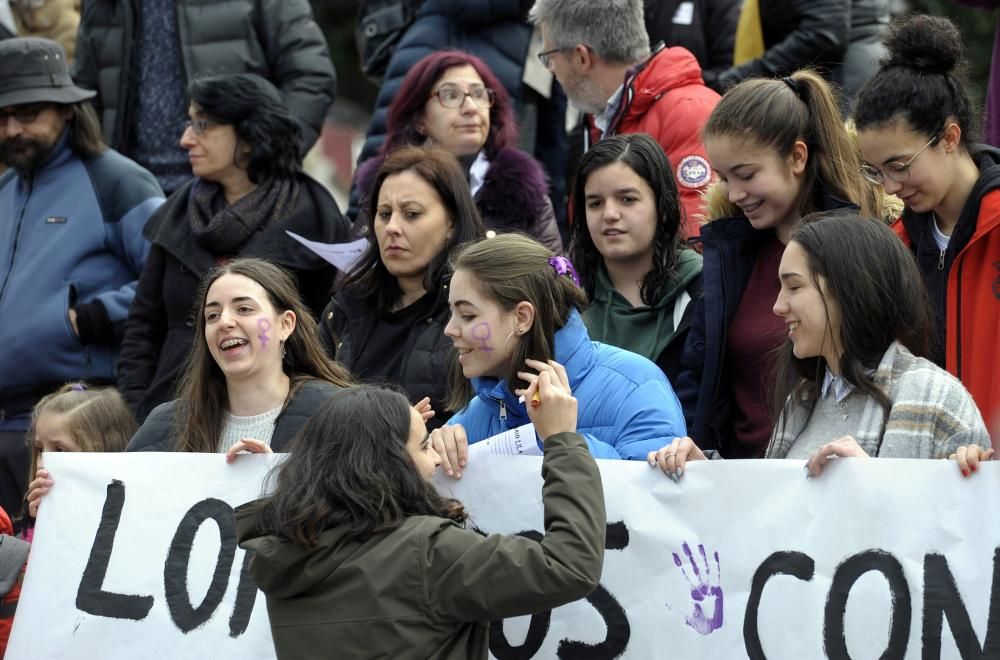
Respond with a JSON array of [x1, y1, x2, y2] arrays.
[[351, 50, 563, 253], [117, 73, 351, 423], [854, 15, 1000, 446]]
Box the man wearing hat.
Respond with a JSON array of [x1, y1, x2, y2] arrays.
[[0, 37, 164, 525]]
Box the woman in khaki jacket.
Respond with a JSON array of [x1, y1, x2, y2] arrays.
[[235, 365, 607, 659]]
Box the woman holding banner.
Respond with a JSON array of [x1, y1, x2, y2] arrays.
[[320, 146, 486, 429], [433, 233, 686, 472], [117, 73, 351, 424], [650, 213, 990, 479], [235, 379, 605, 659], [127, 258, 353, 453]]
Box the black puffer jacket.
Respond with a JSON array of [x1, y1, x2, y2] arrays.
[[126, 379, 341, 452], [711, 0, 849, 91], [644, 0, 742, 84], [117, 173, 350, 423], [71, 0, 336, 152], [319, 284, 454, 429]]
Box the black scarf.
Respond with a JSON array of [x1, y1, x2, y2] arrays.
[[188, 177, 299, 253]]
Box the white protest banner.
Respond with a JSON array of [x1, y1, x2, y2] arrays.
[[9, 454, 1000, 659], [7, 452, 282, 660], [432, 457, 1000, 660]]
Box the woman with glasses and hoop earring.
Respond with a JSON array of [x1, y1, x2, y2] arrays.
[[117, 73, 351, 424], [350, 50, 563, 253], [854, 14, 1000, 448]]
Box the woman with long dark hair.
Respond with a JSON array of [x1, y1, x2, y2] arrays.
[[320, 145, 485, 428], [650, 213, 990, 479], [854, 15, 1000, 446], [236, 379, 605, 659], [571, 133, 702, 383], [128, 258, 353, 453], [118, 73, 351, 423], [433, 233, 686, 473]]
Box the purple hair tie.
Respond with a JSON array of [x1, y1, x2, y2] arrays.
[[70, 382, 86, 392], [548, 255, 581, 288]]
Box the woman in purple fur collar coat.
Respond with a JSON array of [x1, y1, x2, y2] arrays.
[[352, 50, 564, 253]]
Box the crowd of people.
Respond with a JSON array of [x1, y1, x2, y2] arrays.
[[1, 0, 998, 657]]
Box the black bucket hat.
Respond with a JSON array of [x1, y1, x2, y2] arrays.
[[0, 37, 96, 108]]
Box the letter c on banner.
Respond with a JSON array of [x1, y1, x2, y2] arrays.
[[743, 551, 815, 660]]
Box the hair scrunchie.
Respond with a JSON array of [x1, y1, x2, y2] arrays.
[[548, 255, 581, 288]]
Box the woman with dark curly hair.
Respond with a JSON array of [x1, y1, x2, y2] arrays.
[[118, 73, 351, 423], [570, 134, 703, 383]]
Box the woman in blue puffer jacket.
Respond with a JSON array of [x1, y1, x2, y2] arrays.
[[432, 233, 686, 475]]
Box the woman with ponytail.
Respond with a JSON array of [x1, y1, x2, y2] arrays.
[[675, 69, 884, 458], [854, 14, 1000, 447]]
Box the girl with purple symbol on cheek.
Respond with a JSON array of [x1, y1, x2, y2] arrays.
[[433, 233, 688, 478], [127, 258, 354, 456]]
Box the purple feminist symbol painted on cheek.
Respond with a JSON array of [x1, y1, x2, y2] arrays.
[[257, 318, 271, 348], [672, 542, 723, 635], [469, 322, 493, 353]]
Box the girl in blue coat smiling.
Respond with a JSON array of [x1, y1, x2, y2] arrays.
[[433, 233, 685, 475]]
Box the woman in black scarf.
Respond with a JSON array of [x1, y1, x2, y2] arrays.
[[118, 73, 350, 423]]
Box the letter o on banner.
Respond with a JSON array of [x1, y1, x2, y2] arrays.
[[163, 498, 238, 633], [824, 550, 911, 660]]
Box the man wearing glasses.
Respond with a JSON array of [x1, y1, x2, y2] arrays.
[[0, 38, 163, 526], [529, 0, 721, 238]]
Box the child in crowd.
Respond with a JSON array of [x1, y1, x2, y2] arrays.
[[236, 381, 605, 659], [854, 14, 1000, 447], [675, 68, 884, 458], [23, 383, 135, 537], [651, 213, 990, 478], [432, 233, 686, 474], [571, 134, 703, 384]]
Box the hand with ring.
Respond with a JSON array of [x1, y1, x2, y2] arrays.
[[647, 436, 706, 482]]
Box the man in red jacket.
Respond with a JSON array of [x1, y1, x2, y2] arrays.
[[529, 0, 720, 238]]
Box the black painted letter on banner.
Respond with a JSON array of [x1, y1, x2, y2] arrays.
[[163, 498, 237, 633], [921, 548, 1000, 659], [824, 549, 910, 660], [75, 479, 154, 620], [744, 551, 815, 660], [228, 550, 258, 638]]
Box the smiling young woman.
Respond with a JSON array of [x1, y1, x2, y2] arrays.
[[673, 68, 885, 459], [853, 15, 1000, 446], [650, 213, 990, 480], [128, 258, 353, 454]]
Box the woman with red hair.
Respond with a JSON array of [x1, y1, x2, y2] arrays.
[[351, 50, 563, 253]]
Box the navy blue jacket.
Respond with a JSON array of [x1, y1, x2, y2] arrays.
[[676, 195, 856, 453], [357, 0, 533, 164], [449, 309, 687, 460]]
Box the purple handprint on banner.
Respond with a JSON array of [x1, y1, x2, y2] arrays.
[[673, 542, 723, 635]]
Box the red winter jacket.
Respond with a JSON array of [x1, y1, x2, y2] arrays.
[[588, 44, 721, 238], [894, 188, 1000, 448]]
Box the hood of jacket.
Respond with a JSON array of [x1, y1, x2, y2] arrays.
[[237, 501, 368, 599], [615, 43, 707, 123], [587, 249, 702, 361], [468, 309, 594, 424], [899, 144, 1000, 249]]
